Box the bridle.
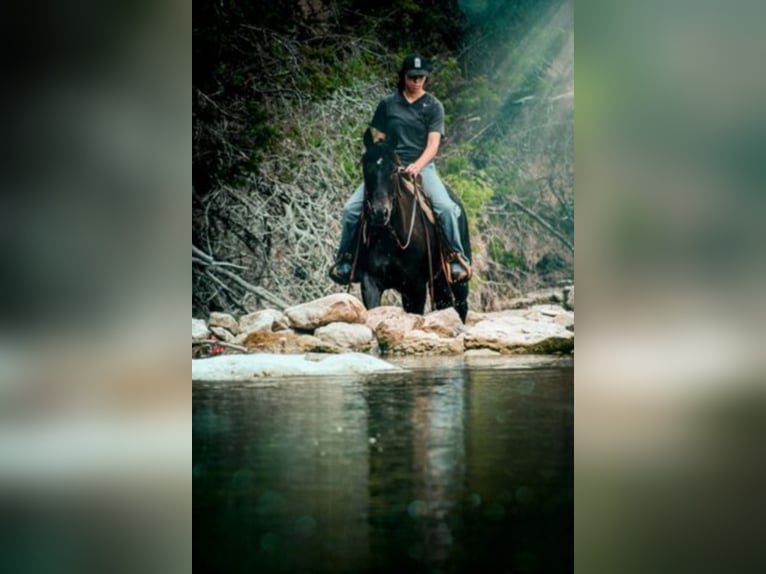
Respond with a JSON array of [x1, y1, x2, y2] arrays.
[[363, 153, 419, 248]]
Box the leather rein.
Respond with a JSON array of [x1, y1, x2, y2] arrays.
[[390, 168, 420, 250], [388, 161, 437, 310]]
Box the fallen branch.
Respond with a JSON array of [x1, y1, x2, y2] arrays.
[[193, 339, 248, 353], [217, 267, 291, 310], [510, 199, 574, 253], [193, 245, 292, 310]]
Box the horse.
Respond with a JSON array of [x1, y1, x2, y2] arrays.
[[352, 130, 471, 323]]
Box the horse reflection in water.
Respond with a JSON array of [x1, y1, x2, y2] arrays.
[[408, 373, 466, 564], [356, 129, 471, 323]]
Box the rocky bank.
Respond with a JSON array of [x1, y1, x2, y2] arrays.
[[192, 288, 573, 379]]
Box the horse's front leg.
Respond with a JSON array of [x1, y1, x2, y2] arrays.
[[360, 273, 383, 310], [432, 278, 454, 311], [449, 280, 469, 324], [401, 285, 427, 315]]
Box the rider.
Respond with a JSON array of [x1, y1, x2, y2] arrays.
[[328, 52, 471, 285]]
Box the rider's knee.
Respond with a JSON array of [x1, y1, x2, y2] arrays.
[[343, 197, 364, 218], [433, 200, 460, 221]]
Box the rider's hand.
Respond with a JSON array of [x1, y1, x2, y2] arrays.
[[404, 163, 421, 178]]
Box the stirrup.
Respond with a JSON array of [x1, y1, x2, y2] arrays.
[[329, 254, 354, 285], [447, 253, 472, 284]]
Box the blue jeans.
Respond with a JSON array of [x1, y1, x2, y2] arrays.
[[337, 163, 468, 259]]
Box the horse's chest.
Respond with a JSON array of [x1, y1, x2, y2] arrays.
[[368, 244, 414, 287]]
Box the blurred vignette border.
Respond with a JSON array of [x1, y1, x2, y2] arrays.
[[0, 0, 189, 573], [4, 0, 766, 570], [576, 0, 766, 572]]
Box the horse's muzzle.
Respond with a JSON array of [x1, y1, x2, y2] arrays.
[[370, 206, 391, 226]]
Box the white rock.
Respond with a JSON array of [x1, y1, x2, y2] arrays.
[[314, 322, 374, 349], [553, 311, 575, 330], [474, 310, 530, 326], [528, 304, 567, 318], [365, 306, 409, 331], [421, 308, 463, 337], [208, 312, 238, 334], [285, 294, 368, 330], [566, 285, 574, 310], [192, 353, 404, 380], [465, 316, 574, 354], [239, 309, 289, 334], [192, 318, 210, 342], [386, 329, 465, 356], [374, 313, 424, 351]]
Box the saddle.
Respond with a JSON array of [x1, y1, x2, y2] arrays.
[[397, 174, 436, 225], [400, 174, 472, 284]]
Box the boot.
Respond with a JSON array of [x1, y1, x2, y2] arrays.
[[437, 212, 471, 284], [329, 253, 354, 285], [329, 216, 360, 285], [449, 253, 471, 284], [450, 260, 469, 283]]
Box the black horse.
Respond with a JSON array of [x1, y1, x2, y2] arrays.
[[354, 130, 471, 323]]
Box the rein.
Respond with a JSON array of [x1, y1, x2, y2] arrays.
[[391, 166, 437, 311], [391, 169, 419, 250]]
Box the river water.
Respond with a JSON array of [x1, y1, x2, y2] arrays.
[[193, 356, 573, 573]]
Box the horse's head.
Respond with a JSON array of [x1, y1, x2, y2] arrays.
[[362, 133, 399, 227]]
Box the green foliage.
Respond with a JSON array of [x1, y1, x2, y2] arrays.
[[344, 0, 465, 55], [489, 238, 526, 270], [442, 154, 494, 230], [535, 252, 566, 277], [341, 159, 359, 180]]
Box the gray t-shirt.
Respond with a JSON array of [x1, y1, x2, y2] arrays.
[[370, 91, 445, 165]]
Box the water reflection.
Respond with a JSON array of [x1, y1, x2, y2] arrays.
[[364, 370, 467, 571], [193, 363, 572, 573]]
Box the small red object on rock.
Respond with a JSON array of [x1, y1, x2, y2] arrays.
[[210, 334, 224, 355]]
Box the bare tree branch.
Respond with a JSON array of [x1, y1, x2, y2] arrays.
[[192, 340, 248, 353], [193, 245, 293, 309], [510, 200, 573, 252]]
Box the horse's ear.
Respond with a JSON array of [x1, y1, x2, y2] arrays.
[[363, 128, 374, 150]]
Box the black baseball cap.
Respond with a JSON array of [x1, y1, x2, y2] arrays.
[[401, 53, 432, 77]]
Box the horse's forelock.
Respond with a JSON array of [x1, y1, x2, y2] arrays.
[[362, 141, 394, 169]]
